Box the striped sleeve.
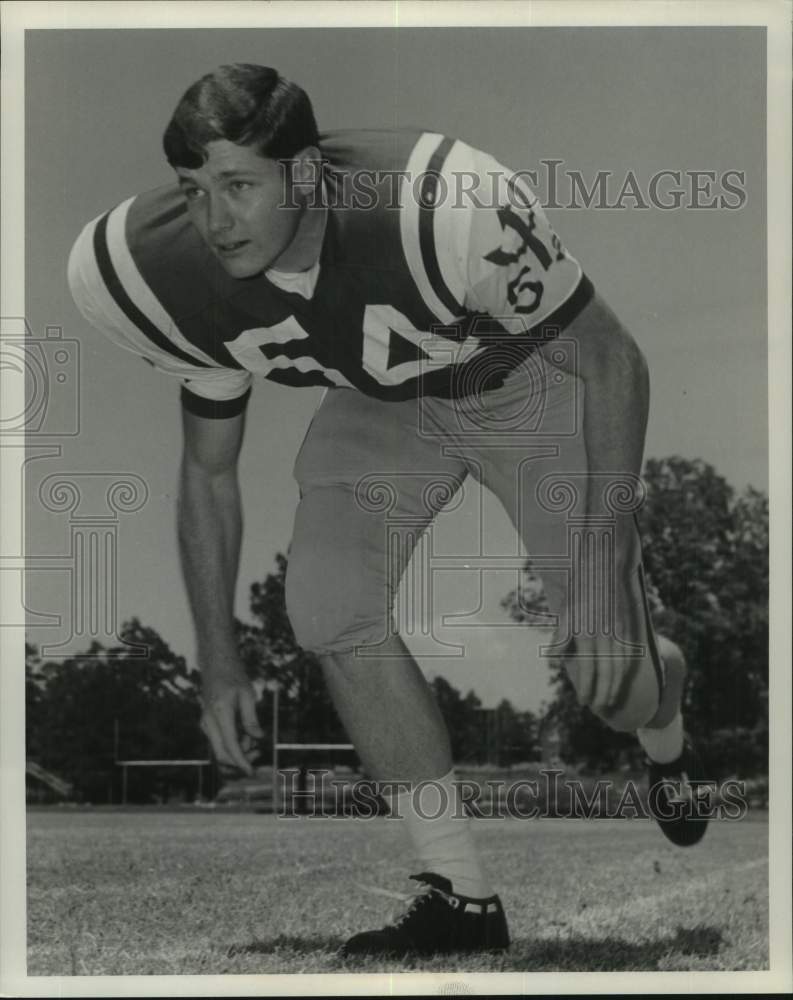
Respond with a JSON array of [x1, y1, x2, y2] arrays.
[[460, 149, 594, 332], [399, 132, 470, 325], [67, 198, 253, 418], [401, 137, 593, 335]]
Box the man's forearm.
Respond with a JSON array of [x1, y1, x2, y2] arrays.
[[579, 328, 649, 512], [549, 294, 649, 518], [177, 459, 243, 669]]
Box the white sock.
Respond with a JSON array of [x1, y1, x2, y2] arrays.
[[382, 768, 494, 899], [637, 710, 684, 764]]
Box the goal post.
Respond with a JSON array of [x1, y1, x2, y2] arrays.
[[268, 682, 357, 813], [115, 759, 211, 805]]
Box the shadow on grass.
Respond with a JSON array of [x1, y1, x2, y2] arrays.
[[499, 925, 724, 971], [227, 925, 724, 971]]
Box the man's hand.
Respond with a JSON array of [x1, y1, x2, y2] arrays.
[[200, 665, 264, 775], [177, 405, 258, 773], [561, 517, 659, 731]]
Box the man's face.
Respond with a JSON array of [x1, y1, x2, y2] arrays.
[[176, 140, 300, 278]]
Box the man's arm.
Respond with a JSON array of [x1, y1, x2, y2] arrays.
[[178, 405, 262, 774], [537, 292, 656, 723], [539, 291, 650, 551]]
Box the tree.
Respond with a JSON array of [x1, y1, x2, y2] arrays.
[[25, 642, 45, 762], [503, 457, 769, 775], [27, 621, 205, 803], [430, 676, 484, 762], [493, 698, 540, 767], [639, 459, 768, 739], [428, 677, 539, 766], [236, 554, 348, 756]]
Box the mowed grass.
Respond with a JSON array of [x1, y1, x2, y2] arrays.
[[27, 808, 768, 975]]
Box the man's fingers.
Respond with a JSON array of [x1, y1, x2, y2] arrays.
[[239, 688, 264, 739], [213, 699, 254, 775], [200, 711, 236, 769]]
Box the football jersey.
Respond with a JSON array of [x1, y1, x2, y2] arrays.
[[68, 128, 594, 417]]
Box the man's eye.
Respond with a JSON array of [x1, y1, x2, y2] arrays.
[[182, 187, 202, 201], [230, 181, 252, 192]]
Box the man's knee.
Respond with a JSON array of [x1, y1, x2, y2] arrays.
[[285, 553, 390, 654]]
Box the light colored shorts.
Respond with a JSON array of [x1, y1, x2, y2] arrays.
[[287, 354, 584, 643], [285, 355, 664, 730]]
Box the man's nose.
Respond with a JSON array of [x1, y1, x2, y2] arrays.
[[207, 195, 234, 236]]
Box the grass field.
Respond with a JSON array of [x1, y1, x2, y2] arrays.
[[26, 808, 768, 976]]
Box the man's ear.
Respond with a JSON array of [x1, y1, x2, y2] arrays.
[[290, 145, 322, 188]]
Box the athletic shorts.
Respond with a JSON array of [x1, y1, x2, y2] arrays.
[[285, 352, 666, 729], [286, 355, 587, 650]]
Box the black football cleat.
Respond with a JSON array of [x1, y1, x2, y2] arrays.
[[339, 872, 510, 958], [646, 735, 712, 847]]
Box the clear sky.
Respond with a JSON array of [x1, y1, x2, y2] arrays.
[[24, 26, 766, 711]]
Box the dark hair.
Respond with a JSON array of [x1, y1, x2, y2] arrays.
[[163, 64, 319, 168]]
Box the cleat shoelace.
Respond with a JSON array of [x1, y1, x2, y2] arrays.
[[353, 879, 439, 928], [392, 883, 435, 928]]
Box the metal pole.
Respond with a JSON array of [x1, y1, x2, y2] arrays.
[[197, 764, 203, 801], [122, 764, 128, 806], [271, 685, 280, 816]]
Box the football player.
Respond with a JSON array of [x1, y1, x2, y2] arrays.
[[68, 64, 708, 959]]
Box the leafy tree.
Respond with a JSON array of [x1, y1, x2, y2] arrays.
[[430, 676, 484, 762], [493, 698, 541, 766], [27, 621, 205, 803], [25, 642, 46, 762], [428, 677, 539, 765], [639, 459, 768, 740], [236, 554, 348, 756]]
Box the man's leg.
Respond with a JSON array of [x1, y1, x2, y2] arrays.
[[319, 636, 495, 899], [442, 362, 687, 757], [319, 634, 452, 782], [444, 360, 707, 845], [285, 388, 508, 952]]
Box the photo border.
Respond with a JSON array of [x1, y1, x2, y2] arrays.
[[2, 1, 790, 996]]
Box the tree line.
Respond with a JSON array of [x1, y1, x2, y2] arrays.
[[26, 456, 768, 803]]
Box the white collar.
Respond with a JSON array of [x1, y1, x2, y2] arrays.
[[265, 179, 328, 299]]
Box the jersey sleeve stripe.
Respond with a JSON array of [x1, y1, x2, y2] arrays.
[[527, 272, 595, 338], [93, 209, 212, 370], [71, 214, 245, 394], [419, 136, 465, 318], [106, 197, 219, 369], [399, 133, 456, 325], [431, 139, 476, 317]]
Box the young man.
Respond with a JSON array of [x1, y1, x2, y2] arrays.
[[68, 64, 708, 959]]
